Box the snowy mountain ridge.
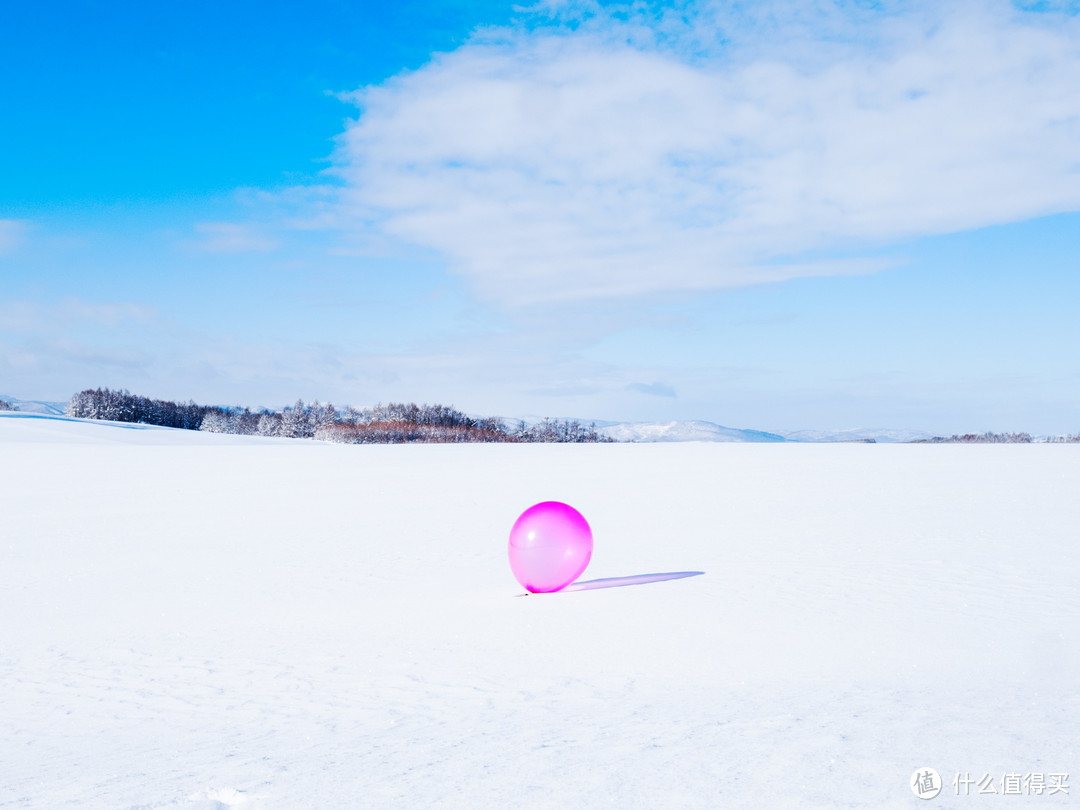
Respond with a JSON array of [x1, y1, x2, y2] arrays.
[[598, 420, 787, 443], [781, 427, 936, 443], [594, 420, 938, 444]]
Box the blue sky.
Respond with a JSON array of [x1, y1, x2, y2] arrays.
[[2, 0, 1078, 433]]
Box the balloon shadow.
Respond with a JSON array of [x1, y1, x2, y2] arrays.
[[563, 571, 704, 592]]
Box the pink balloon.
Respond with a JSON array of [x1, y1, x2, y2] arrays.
[[508, 501, 593, 593]]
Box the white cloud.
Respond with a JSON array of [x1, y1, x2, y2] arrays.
[[331, 1, 1080, 305]]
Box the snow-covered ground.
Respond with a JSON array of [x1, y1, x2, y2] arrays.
[[2, 414, 1078, 808]]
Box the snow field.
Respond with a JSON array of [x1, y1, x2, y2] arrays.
[[1, 415, 1078, 808]]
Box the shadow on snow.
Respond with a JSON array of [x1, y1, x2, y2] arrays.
[[565, 571, 704, 591], [516, 571, 704, 596]]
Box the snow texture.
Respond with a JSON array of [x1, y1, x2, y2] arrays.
[[1, 414, 1078, 808]]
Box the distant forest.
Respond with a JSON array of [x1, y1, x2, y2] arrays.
[[65, 387, 611, 444], [916, 432, 1080, 444]]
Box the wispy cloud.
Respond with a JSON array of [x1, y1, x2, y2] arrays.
[[627, 381, 678, 398], [184, 222, 280, 253], [24, 338, 152, 370], [0, 219, 28, 255], [330, 1, 1080, 305], [0, 297, 156, 333], [0, 297, 159, 391]]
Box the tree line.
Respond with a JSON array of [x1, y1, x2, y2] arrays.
[[65, 388, 610, 443], [914, 431, 1080, 443], [65, 388, 215, 430]]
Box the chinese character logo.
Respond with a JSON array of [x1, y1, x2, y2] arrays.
[[951, 769, 1070, 796], [911, 767, 942, 799]]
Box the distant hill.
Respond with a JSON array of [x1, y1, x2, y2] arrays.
[[0, 395, 68, 416], [597, 420, 787, 443], [782, 427, 935, 443], [594, 421, 942, 443]]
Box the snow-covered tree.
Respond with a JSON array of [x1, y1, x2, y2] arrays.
[[256, 412, 282, 437], [315, 401, 337, 430], [280, 399, 315, 439], [198, 410, 232, 433]]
